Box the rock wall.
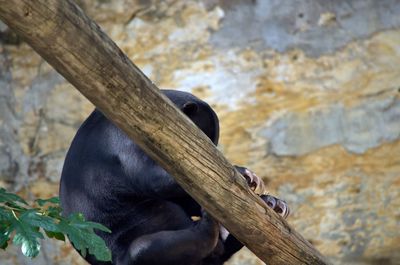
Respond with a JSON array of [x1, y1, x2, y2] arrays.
[[1, 1, 399, 264]]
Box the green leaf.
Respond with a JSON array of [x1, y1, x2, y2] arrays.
[[58, 213, 112, 261], [11, 217, 43, 258], [0, 226, 10, 250], [20, 210, 59, 233], [13, 232, 40, 258], [0, 207, 12, 222], [5, 201, 28, 210], [45, 206, 62, 219], [44, 230, 65, 242], [35, 197, 60, 207], [0, 241, 8, 250], [85, 232, 112, 261], [0, 188, 28, 205], [68, 220, 112, 233], [0, 190, 111, 261]]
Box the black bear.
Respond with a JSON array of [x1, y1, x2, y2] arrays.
[[59, 90, 289, 265]]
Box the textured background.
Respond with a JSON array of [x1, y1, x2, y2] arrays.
[[1, 0, 399, 264]]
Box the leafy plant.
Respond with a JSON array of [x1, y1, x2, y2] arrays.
[[0, 187, 112, 261]]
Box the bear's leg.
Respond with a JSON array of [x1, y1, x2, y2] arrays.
[[118, 211, 219, 265]]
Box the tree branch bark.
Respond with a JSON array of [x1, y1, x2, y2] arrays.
[[0, 1, 329, 264]]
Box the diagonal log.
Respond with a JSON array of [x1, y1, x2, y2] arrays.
[[0, 1, 329, 264]]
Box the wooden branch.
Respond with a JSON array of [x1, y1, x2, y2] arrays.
[[0, 1, 329, 264]]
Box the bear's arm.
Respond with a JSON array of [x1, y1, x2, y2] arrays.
[[139, 164, 188, 199], [117, 144, 189, 200]]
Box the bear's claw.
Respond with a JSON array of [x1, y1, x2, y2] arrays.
[[235, 166, 266, 194], [261, 194, 290, 219]]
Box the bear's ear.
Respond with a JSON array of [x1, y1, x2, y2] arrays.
[[182, 101, 198, 116]]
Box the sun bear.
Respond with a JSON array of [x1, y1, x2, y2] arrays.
[[60, 90, 289, 265]]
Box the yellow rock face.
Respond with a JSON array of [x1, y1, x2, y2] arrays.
[[1, 0, 399, 264]]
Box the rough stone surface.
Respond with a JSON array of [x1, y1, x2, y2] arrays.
[[260, 97, 400, 155], [210, 0, 400, 56], [1, 1, 400, 264]]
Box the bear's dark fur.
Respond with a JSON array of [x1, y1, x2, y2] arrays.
[[60, 90, 246, 265]]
